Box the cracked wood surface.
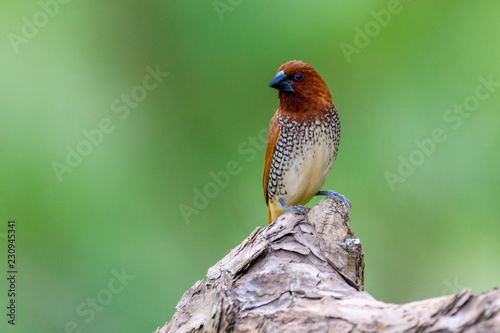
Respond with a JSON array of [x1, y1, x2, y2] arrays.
[[156, 198, 500, 333]]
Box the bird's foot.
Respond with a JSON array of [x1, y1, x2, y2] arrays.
[[279, 198, 308, 215], [317, 190, 351, 211]]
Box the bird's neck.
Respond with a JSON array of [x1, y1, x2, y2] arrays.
[[278, 94, 335, 123]]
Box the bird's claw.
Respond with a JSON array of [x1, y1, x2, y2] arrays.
[[317, 190, 351, 211], [291, 205, 308, 215], [279, 198, 308, 215]]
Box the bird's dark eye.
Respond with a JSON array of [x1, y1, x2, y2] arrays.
[[293, 72, 304, 81]]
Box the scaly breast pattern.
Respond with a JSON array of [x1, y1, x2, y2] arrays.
[[267, 106, 340, 207]]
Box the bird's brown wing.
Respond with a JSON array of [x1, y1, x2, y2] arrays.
[[263, 113, 280, 205]]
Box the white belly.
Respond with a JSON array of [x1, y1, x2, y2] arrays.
[[267, 109, 340, 222], [282, 126, 336, 206]]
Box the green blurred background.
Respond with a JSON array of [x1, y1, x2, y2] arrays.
[[1, 1, 500, 332]]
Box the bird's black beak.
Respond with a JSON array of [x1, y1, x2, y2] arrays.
[[269, 70, 294, 92]]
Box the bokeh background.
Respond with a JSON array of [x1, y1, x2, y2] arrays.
[[2, 1, 500, 332]]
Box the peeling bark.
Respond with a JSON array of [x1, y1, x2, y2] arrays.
[[155, 198, 500, 333]]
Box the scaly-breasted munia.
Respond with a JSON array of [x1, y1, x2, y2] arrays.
[[263, 60, 350, 224]]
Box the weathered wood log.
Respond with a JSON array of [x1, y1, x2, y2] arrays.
[[156, 198, 500, 333]]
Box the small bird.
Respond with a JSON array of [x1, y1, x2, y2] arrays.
[[263, 60, 350, 224]]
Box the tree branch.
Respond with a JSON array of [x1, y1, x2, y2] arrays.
[[155, 198, 500, 332]]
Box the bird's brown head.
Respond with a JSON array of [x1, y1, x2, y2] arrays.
[[269, 60, 333, 114]]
